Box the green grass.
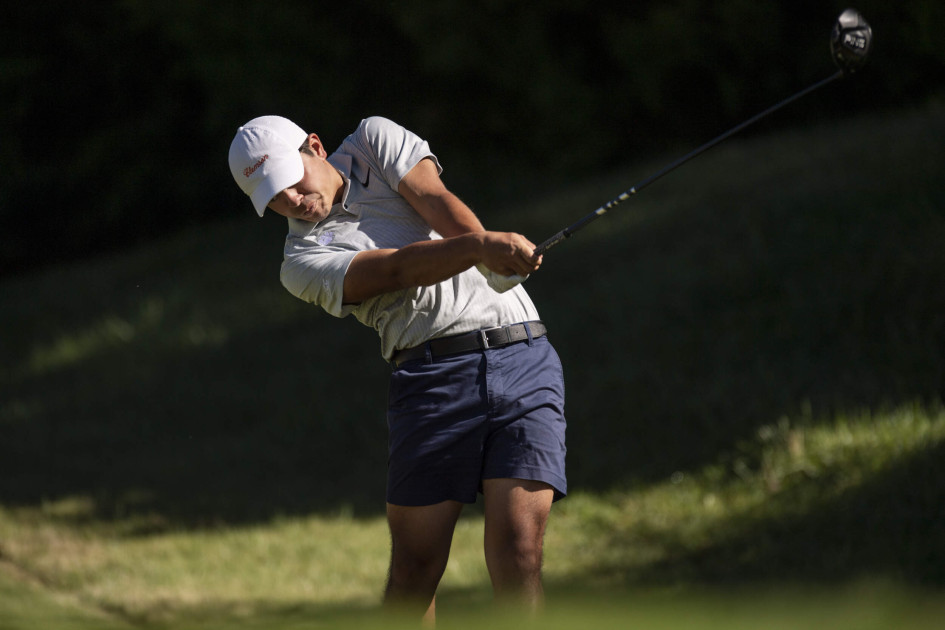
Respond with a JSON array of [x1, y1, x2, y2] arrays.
[[2, 103, 945, 628], [0, 566, 136, 630]]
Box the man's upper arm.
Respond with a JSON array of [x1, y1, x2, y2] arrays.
[[398, 158, 484, 238]]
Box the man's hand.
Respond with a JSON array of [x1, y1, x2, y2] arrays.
[[474, 232, 541, 294], [477, 231, 542, 278]]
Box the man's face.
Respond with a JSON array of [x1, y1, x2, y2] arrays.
[[267, 135, 342, 222]]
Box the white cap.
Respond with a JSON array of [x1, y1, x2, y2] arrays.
[[228, 116, 308, 217]]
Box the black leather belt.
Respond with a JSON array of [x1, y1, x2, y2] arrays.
[[391, 321, 547, 366]]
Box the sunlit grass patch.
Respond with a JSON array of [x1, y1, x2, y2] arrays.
[[544, 402, 945, 586], [0, 508, 392, 625]]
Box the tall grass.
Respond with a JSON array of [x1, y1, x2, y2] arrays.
[[1, 104, 944, 627]]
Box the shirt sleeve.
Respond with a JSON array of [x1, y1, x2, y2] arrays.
[[280, 236, 359, 318], [354, 116, 442, 191]]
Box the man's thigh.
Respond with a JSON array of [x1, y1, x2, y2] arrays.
[[482, 478, 554, 538]]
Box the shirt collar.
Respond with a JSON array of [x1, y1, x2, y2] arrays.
[[328, 152, 370, 215]]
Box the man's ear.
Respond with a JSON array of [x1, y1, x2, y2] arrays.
[[306, 133, 328, 158]]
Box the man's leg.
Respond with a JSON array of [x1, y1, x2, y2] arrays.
[[385, 500, 464, 622], [482, 478, 554, 608]]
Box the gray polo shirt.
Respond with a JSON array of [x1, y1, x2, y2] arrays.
[[280, 116, 540, 360]]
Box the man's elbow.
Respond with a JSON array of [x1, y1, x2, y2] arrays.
[[280, 264, 312, 302]]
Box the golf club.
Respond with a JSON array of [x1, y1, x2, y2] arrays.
[[533, 8, 872, 257]]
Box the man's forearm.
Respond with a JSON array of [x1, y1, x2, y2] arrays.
[[343, 233, 486, 304], [389, 233, 485, 287]]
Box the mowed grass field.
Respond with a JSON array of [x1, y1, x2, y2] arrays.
[[2, 103, 945, 628]]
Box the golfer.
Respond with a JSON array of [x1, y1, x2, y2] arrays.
[[228, 115, 566, 622]]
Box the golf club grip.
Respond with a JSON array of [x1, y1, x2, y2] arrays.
[[535, 230, 569, 256]]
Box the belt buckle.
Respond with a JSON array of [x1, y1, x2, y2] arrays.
[[479, 325, 509, 349]]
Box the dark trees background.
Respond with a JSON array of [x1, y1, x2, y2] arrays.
[[2, 0, 942, 277]]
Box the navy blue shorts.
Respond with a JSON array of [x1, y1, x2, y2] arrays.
[[386, 334, 567, 506]]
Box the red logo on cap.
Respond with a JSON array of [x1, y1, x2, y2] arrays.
[[244, 154, 269, 178]]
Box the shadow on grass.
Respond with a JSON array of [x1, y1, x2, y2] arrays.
[[1, 306, 392, 528]]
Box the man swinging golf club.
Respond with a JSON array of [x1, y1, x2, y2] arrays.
[[228, 115, 567, 623], [227, 7, 870, 624]]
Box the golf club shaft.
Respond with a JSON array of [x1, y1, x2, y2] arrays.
[[535, 69, 845, 256]]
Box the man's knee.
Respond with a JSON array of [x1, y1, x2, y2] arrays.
[[515, 535, 545, 574], [388, 545, 450, 589], [385, 501, 462, 597], [492, 528, 545, 574]]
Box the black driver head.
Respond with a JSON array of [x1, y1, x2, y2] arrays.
[[830, 8, 872, 75]]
